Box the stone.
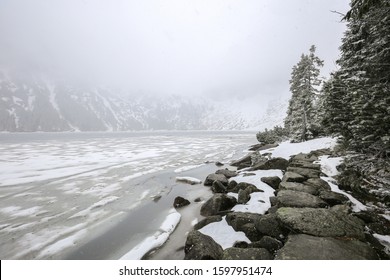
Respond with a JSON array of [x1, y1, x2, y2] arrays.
[[200, 194, 237, 216], [230, 154, 252, 167], [275, 234, 378, 260], [243, 173, 256, 177], [289, 161, 321, 170], [184, 230, 223, 260], [226, 212, 261, 231], [276, 207, 366, 240], [241, 223, 262, 242], [215, 161, 224, 167], [238, 188, 251, 204], [215, 169, 237, 178], [261, 176, 281, 189], [222, 247, 272, 260], [211, 180, 227, 193], [249, 157, 289, 171], [251, 236, 283, 253], [290, 153, 318, 162], [254, 213, 286, 239], [228, 182, 260, 193], [282, 172, 306, 183], [276, 190, 328, 208], [304, 178, 331, 191], [173, 196, 190, 208], [286, 167, 321, 179], [279, 181, 319, 195], [318, 190, 349, 206], [204, 173, 228, 186], [193, 216, 223, 230]]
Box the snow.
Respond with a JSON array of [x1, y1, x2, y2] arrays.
[[318, 155, 343, 177], [174, 164, 204, 173], [176, 176, 202, 185], [120, 209, 181, 260], [373, 233, 390, 254], [198, 217, 250, 249], [260, 137, 337, 159], [321, 176, 367, 212]]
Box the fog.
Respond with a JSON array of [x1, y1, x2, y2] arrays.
[[0, 0, 350, 99]]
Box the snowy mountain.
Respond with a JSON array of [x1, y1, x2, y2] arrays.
[[0, 70, 288, 132]]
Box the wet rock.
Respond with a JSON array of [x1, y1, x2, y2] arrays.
[[286, 167, 321, 179], [222, 247, 272, 260], [200, 194, 237, 216], [173, 196, 190, 208], [282, 172, 306, 183], [261, 176, 281, 190], [193, 216, 223, 230], [318, 190, 349, 206], [211, 181, 227, 193], [184, 230, 223, 260], [276, 207, 366, 240], [215, 161, 224, 167], [215, 169, 237, 179], [204, 173, 228, 186], [279, 181, 319, 195], [276, 190, 328, 208], [249, 157, 289, 171], [254, 213, 286, 239], [275, 234, 378, 260]]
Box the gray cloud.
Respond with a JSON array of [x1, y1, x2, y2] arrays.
[[0, 0, 350, 99]]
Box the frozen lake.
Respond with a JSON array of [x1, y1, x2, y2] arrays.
[[0, 131, 257, 259]]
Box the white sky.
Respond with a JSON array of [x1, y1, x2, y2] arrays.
[[0, 0, 350, 99]]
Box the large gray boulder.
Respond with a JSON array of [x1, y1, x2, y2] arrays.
[[304, 178, 331, 191], [193, 216, 223, 230], [282, 172, 306, 183], [276, 190, 328, 208], [275, 234, 378, 260], [286, 167, 321, 179], [278, 181, 319, 195], [289, 161, 321, 170], [318, 190, 349, 206], [204, 173, 228, 186], [261, 176, 281, 190], [211, 180, 227, 193], [200, 194, 237, 216], [276, 207, 366, 240], [230, 154, 252, 167], [254, 213, 286, 239], [184, 230, 223, 260], [222, 247, 272, 260], [226, 212, 261, 231], [249, 157, 289, 171], [215, 169, 238, 178], [250, 236, 284, 253]]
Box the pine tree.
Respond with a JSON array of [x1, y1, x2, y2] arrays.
[[323, 0, 390, 155], [284, 45, 324, 142]]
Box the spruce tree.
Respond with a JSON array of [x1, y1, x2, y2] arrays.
[[284, 45, 324, 142]]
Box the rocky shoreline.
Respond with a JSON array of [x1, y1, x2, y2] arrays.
[[181, 143, 390, 260]]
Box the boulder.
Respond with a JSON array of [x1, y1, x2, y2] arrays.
[[290, 153, 318, 162], [222, 247, 272, 260], [193, 216, 223, 230], [204, 173, 228, 186], [279, 181, 319, 195], [318, 190, 349, 206], [275, 234, 378, 260], [276, 207, 366, 240], [254, 213, 286, 239], [241, 223, 263, 242], [261, 176, 281, 190], [230, 154, 252, 167], [200, 194, 237, 216], [250, 236, 283, 253], [282, 172, 306, 183], [184, 230, 223, 260], [211, 181, 227, 193], [249, 157, 289, 171], [286, 167, 321, 179], [289, 161, 321, 170], [173, 196, 190, 208], [243, 172, 256, 177], [226, 212, 261, 231], [228, 182, 258, 193], [215, 161, 224, 167], [238, 188, 251, 204], [215, 169, 238, 178], [276, 190, 328, 208], [304, 178, 331, 191]]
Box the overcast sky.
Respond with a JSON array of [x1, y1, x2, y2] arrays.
[[0, 0, 350, 100]]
